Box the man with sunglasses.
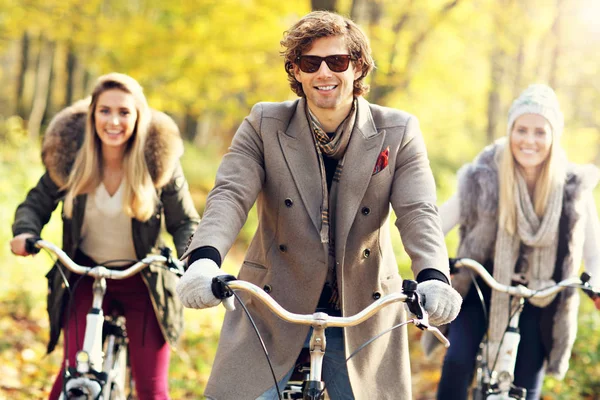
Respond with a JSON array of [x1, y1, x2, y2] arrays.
[[177, 10, 461, 400]]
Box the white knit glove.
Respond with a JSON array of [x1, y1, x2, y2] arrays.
[[416, 280, 462, 326], [176, 259, 228, 309]]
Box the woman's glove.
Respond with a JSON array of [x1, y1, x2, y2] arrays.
[[416, 280, 462, 326], [176, 258, 229, 309]]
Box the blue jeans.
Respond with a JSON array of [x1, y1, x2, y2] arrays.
[[437, 286, 545, 400], [256, 326, 354, 399]]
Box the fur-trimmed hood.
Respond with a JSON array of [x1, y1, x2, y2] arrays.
[[41, 99, 184, 189]]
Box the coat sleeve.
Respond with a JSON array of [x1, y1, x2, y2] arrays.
[[582, 191, 600, 287], [439, 193, 460, 237], [180, 104, 266, 260], [389, 116, 450, 280], [12, 171, 62, 236], [161, 162, 201, 258]]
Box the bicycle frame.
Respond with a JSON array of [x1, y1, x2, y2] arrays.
[[26, 238, 183, 400], [451, 257, 599, 400], [212, 277, 450, 400]]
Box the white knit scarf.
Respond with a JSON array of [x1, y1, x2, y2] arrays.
[[488, 170, 564, 366]]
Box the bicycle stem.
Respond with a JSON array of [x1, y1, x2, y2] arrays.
[[82, 277, 108, 372], [308, 324, 326, 383]]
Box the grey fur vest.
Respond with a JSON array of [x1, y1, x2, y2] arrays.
[[427, 140, 598, 379]]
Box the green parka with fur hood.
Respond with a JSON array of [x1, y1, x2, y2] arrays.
[[11, 99, 200, 354]]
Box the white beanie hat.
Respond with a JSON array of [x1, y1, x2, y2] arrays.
[[507, 84, 564, 137]]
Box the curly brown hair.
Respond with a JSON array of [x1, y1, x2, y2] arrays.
[[280, 11, 375, 98]]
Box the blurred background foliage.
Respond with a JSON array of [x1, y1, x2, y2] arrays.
[[1, 0, 600, 398]]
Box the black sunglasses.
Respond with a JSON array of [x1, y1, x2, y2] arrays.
[[295, 54, 355, 73]]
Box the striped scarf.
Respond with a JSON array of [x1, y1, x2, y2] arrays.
[[306, 99, 357, 309], [306, 99, 357, 245]]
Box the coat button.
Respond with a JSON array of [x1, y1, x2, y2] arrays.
[[285, 198, 293, 207], [263, 284, 272, 294], [361, 207, 370, 215], [372, 292, 381, 300], [279, 244, 287, 252], [363, 249, 371, 258]]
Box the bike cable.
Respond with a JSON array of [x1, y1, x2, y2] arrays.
[[218, 278, 284, 400], [317, 319, 413, 398], [469, 269, 492, 380]]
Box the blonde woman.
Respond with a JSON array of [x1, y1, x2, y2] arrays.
[[10, 73, 199, 400], [434, 84, 600, 399]]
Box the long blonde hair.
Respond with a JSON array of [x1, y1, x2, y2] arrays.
[[498, 131, 564, 234], [63, 73, 156, 221]]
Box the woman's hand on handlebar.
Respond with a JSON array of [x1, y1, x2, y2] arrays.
[[10, 233, 37, 257]]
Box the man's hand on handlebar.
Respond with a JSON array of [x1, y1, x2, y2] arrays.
[[9, 233, 37, 257], [176, 258, 233, 309], [416, 280, 462, 326]]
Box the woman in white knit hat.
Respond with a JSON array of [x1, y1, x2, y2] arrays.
[[433, 84, 600, 399]]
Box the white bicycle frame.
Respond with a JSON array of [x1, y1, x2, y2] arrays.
[[216, 278, 450, 399], [453, 258, 597, 400], [30, 239, 183, 400]]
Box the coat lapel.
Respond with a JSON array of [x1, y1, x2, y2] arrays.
[[336, 97, 385, 255], [278, 99, 323, 234]]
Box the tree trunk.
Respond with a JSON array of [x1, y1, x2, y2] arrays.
[[512, 39, 525, 97], [14, 32, 29, 118], [368, 0, 460, 105], [28, 39, 55, 141], [311, 0, 337, 12], [43, 46, 56, 124], [548, 0, 563, 89], [183, 108, 198, 142], [65, 42, 77, 106], [194, 113, 214, 147], [486, 47, 504, 143], [350, 0, 370, 22]]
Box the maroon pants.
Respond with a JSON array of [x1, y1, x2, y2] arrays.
[[49, 272, 170, 400]]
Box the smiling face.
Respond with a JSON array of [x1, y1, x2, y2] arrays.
[[293, 36, 361, 119], [94, 88, 138, 155], [509, 113, 553, 178]]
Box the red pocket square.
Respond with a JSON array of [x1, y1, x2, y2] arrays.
[[373, 146, 389, 175]]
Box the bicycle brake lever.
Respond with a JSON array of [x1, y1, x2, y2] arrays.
[[222, 296, 236, 311], [211, 275, 237, 311], [159, 247, 185, 276], [427, 325, 451, 348]]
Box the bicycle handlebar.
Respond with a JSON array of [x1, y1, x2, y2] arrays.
[[450, 257, 600, 299], [212, 277, 451, 347], [26, 237, 185, 279]]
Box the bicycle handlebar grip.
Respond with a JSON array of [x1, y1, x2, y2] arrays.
[[24, 236, 42, 255], [448, 258, 458, 274], [580, 272, 599, 299], [211, 275, 237, 299]]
